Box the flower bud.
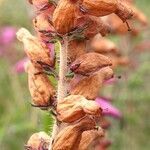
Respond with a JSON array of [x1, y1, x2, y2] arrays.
[[57, 95, 101, 123]]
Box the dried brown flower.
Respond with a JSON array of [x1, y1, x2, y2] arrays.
[[26, 61, 55, 107], [78, 128, 104, 150], [70, 67, 114, 99], [16, 28, 54, 68], [81, 0, 133, 23], [52, 0, 80, 34], [70, 52, 112, 76], [57, 95, 101, 123], [26, 132, 51, 150], [52, 117, 96, 150]]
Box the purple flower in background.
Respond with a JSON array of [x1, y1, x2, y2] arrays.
[[0, 27, 16, 45], [96, 97, 122, 119], [104, 77, 117, 85], [13, 58, 28, 73]]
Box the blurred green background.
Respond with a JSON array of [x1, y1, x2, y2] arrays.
[[0, 0, 149, 150]]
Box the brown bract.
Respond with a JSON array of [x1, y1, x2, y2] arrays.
[[26, 61, 55, 107], [16, 28, 53, 68], [70, 67, 114, 99], [52, 0, 80, 34], [52, 117, 96, 150], [70, 52, 112, 76], [26, 132, 51, 150], [68, 39, 86, 62], [57, 95, 101, 123], [78, 128, 104, 150]]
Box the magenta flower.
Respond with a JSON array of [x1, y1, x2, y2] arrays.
[[96, 97, 122, 119], [13, 58, 28, 73], [0, 27, 16, 45]]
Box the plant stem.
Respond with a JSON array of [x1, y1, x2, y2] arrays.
[[49, 36, 68, 150]]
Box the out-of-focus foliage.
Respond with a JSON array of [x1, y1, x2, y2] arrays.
[[0, 0, 149, 150]]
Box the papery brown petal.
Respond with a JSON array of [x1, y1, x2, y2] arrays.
[[27, 61, 55, 107], [78, 128, 104, 150], [57, 95, 101, 123], [52, 0, 80, 34], [17, 28, 53, 68], [27, 132, 51, 150], [70, 67, 114, 99], [68, 39, 87, 63], [91, 37, 119, 54], [52, 117, 96, 150], [70, 52, 112, 75]]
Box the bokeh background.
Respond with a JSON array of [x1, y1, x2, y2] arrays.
[[0, 0, 149, 149]]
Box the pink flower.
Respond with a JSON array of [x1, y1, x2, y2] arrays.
[[0, 27, 16, 45], [96, 97, 122, 119], [13, 58, 28, 73], [104, 77, 117, 85]]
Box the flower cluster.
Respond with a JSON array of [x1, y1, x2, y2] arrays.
[[16, 0, 147, 150]]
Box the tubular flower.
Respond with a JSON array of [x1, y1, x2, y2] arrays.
[[70, 67, 114, 99], [53, 117, 96, 150], [16, 28, 54, 69], [78, 128, 104, 150], [70, 52, 112, 76], [57, 95, 102, 123], [52, 0, 81, 34], [26, 61, 55, 107]]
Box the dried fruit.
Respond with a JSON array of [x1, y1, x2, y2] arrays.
[[68, 39, 86, 62], [52, 0, 80, 34], [25, 132, 51, 150], [26, 61, 55, 107], [57, 95, 101, 123], [52, 117, 96, 150], [78, 128, 104, 150], [70, 67, 114, 99], [16, 28, 54, 68], [70, 52, 112, 76]]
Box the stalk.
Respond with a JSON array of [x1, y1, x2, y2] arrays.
[[49, 36, 68, 150]]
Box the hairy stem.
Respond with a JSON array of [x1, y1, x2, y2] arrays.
[[49, 37, 68, 150]]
